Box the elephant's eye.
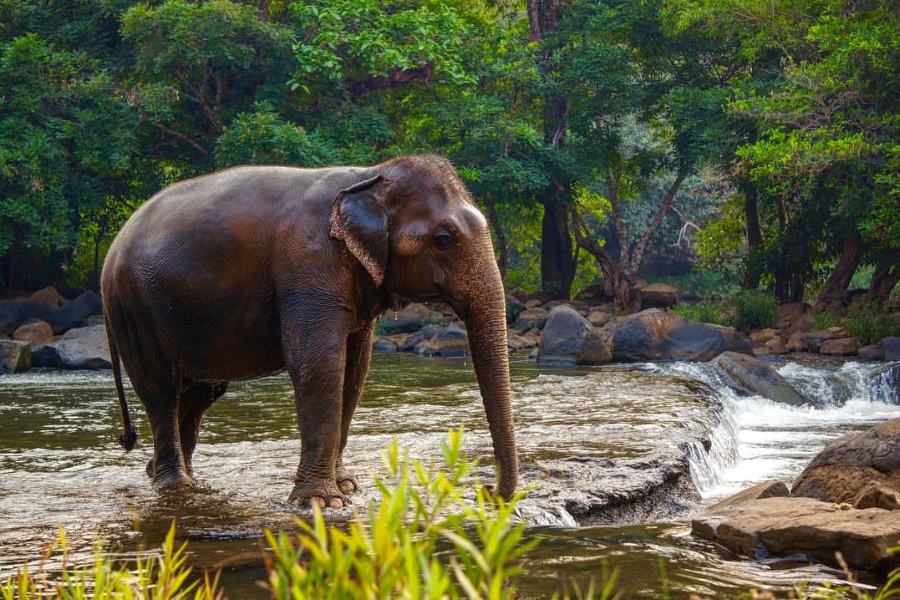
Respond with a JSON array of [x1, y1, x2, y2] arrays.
[[433, 229, 454, 250]]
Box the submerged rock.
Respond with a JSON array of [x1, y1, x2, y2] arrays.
[[610, 308, 751, 362], [791, 417, 900, 507], [692, 496, 900, 572], [32, 325, 111, 369], [538, 305, 611, 366], [712, 351, 808, 406]]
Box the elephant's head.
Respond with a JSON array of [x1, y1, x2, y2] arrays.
[[330, 154, 518, 499]]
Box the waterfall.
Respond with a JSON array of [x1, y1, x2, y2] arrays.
[[657, 359, 900, 501]]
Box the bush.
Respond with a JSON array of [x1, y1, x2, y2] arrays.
[[815, 308, 900, 346], [731, 290, 778, 333], [266, 429, 540, 599], [671, 300, 733, 327]]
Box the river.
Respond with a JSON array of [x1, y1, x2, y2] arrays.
[[0, 354, 897, 597]]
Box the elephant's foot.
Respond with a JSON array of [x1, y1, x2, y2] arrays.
[[289, 480, 350, 509], [147, 458, 194, 480], [336, 465, 359, 494], [152, 471, 196, 492]]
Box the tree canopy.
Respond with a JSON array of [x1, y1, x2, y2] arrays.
[[0, 0, 897, 305]]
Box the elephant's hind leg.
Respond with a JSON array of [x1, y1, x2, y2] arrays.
[[133, 375, 195, 491], [178, 381, 228, 476]]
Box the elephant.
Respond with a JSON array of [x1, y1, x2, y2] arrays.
[[101, 154, 518, 508]]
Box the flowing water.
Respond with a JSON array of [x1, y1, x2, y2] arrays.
[[0, 354, 897, 597]]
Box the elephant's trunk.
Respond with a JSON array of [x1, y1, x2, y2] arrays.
[[460, 240, 518, 499]]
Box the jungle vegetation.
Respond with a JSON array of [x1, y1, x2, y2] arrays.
[[0, 0, 897, 307]]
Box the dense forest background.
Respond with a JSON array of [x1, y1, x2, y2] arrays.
[[0, 0, 897, 307]]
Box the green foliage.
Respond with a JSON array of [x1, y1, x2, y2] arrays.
[[814, 309, 900, 346], [671, 301, 733, 328], [731, 290, 778, 333], [672, 289, 777, 331], [267, 428, 536, 599], [0, 523, 218, 599]]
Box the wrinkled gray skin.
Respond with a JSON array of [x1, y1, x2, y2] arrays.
[[101, 155, 518, 508]]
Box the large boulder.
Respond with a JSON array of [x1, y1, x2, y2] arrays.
[[512, 307, 550, 333], [27, 286, 68, 312], [712, 351, 808, 406], [379, 303, 443, 334], [32, 325, 111, 369], [400, 324, 440, 352], [639, 283, 679, 310], [820, 337, 859, 355], [692, 496, 900, 572], [45, 291, 102, 334], [12, 320, 54, 348], [610, 309, 751, 362], [880, 336, 900, 361], [422, 322, 469, 357], [0, 340, 31, 372], [0, 300, 24, 336], [538, 305, 611, 366], [792, 418, 900, 507]]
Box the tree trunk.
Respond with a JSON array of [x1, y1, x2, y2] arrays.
[[867, 259, 899, 303], [528, 0, 575, 299], [817, 229, 861, 307], [742, 184, 764, 288], [540, 198, 575, 298]]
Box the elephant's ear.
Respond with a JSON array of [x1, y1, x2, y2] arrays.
[[329, 174, 389, 287]]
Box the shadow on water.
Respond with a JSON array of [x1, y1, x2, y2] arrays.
[[0, 354, 897, 597]]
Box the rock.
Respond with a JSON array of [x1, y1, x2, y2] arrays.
[[639, 283, 679, 309], [512, 307, 550, 332], [84, 314, 105, 327], [610, 309, 752, 362], [858, 344, 885, 361], [379, 303, 443, 334], [12, 320, 54, 348], [777, 302, 813, 331], [399, 324, 440, 352], [587, 310, 610, 327], [372, 337, 398, 352], [819, 337, 858, 356], [423, 322, 469, 357], [538, 305, 612, 366], [0, 340, 31, 372], [524, 299, 542, 308], [46, 291, 102, 334], [543, 299, 589, 314], [692, 496, 900, 571], [505, 294, 525, 325], [707, 480, 790, 512], [0, 300, 24, 336], [27, 286, 68, 311], [749, 328, 778, 343], [880, 336, 900, 361], [765, 336, 787, 354], [792, 418, 900, 506], [574, 282, 608, 303], [32, 325, 111, 369], [507, 333, 536, 353], [854, 483, 900, 510], [786, 329, 840, 353], [712, 351, 808, 406]]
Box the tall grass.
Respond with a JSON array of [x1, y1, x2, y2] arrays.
[[814, 308, 900, 346]]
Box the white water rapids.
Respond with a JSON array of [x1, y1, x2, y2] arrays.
[[656, 359, 900, 502]]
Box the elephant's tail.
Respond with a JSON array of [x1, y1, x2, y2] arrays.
[[108, 328, 137, 451]]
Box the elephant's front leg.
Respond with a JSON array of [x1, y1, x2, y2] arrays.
[[281, 302, 350, 509], [335, 320, 375, 494]]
